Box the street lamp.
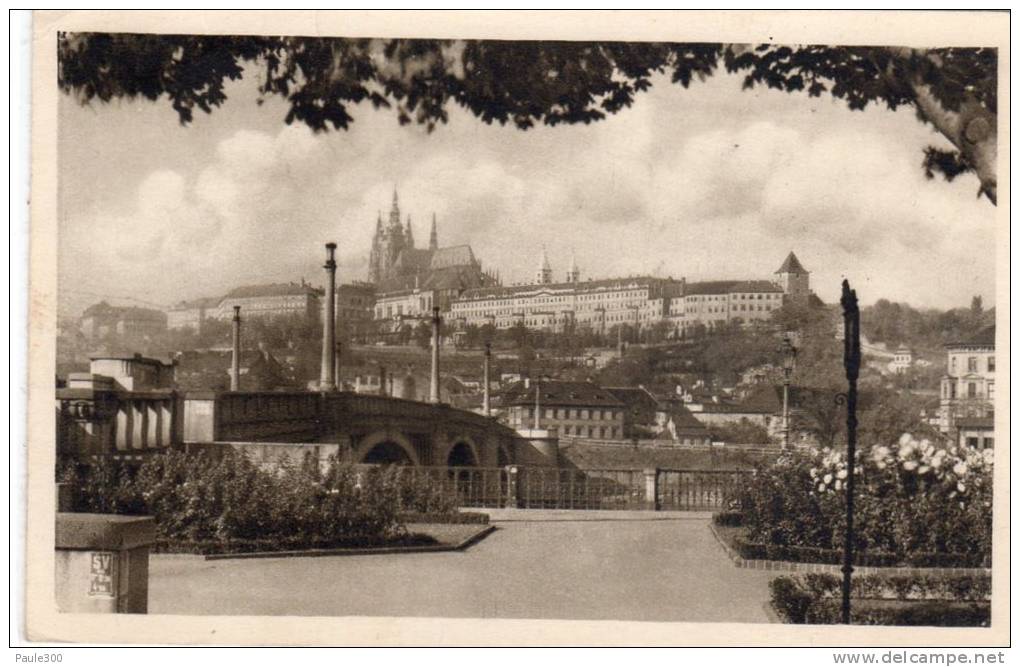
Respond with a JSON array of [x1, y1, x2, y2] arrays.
[[780, 334, 798, 450], [839, 279, 862, 625]]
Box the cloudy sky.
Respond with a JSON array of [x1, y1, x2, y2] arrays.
[[58, 48, 996, 316]]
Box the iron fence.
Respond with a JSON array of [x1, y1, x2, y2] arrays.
[[657, 469, 747, 511], [358, 465, 750, 511]]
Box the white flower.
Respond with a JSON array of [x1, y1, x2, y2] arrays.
[[957, 482, 966, 493], [953, 462, 968, 477], [903, 461, 919, 471], [899, 433, 913, 446], [834, 480, 843, 491], [817, 483, 826, 493], [918, 465, 930, 475], [823, 473, 833, 484], [836, 469, 847, 480]]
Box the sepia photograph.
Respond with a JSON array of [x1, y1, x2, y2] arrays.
[[20, 10, 1008, 648]]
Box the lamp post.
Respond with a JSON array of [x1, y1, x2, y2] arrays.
[[780, 334, 797, 449], [839, 279, 861, 625]]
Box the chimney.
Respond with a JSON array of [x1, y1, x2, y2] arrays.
[[334, 340, 342, 391], [319, 243, 338, 391], [230, 306, 241, 391], [483, 342, 491, 417], [533, 381, 541, 430], [429, 306, 441, 403]]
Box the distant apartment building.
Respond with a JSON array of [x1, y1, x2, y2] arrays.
[[500, 379, 626, 440], [166, 296, 220, 331], [214, 281, 321, 322], [320, 282, 376, 339], [80, 301, 168, 341], [938, 326, 995, 448]]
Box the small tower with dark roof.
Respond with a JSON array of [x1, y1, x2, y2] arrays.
[[775, 251, 810, 304]]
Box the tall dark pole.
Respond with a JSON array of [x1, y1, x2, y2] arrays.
[[429, 306, 441, 403], [483, 342, 491, 417], [230, 306, 241, 391], [320, 242, 337, 391], [840, 279, 861, 625]]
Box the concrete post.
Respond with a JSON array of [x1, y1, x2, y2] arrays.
[[230, 305, 241, 391], [483, 342, 491, 417], [55, 513, 155, 613], [429, 306, 441, 404], [644, 468, 660, 511], [320, 242, 338, 392]]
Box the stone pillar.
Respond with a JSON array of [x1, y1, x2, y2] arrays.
[[230, 305, 241, 391], [320, 242, 338, 392], [116, 406, 131, 451], [160, 400, 173, 445], [429, 306, 441, 404], [483, 342, 491, 417], [55, 513, 155, 614], [378, 364, 387, 397], [131, 402, 145, 450], [147, 402, 160, 448], [644, 468, 660, 511]]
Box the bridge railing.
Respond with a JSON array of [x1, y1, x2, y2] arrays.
[[354, 465, 749, 511]]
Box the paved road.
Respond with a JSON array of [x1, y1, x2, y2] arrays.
[[149, 511, 775, 622]]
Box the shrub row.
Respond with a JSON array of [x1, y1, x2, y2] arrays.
[[731, 535, 988, 569], [59, 450, 466, 552], [737, 440, 992, 564], [770, 573, 992, 626]]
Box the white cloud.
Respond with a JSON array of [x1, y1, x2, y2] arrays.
[[58, 74, 997, 314]]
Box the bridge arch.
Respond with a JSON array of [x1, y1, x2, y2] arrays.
[[355, 431, 420, 466], [446, 438, 481, 467]]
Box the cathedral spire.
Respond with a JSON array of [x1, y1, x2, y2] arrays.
[[388, 188, 401, 228], [405, 215, 414, 248], [429, 213, 438, 250]]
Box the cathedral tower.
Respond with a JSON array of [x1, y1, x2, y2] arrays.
[[536, 247, 553, 284]]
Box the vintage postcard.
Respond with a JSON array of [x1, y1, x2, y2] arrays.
[[23, 10, 1009, 646]]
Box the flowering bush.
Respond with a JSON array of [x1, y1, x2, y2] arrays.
[[739, 434, 993, 564], [59, 450, 465, 552]]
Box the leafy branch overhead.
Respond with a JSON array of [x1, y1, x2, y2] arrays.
[[58, 34, 997, 203]]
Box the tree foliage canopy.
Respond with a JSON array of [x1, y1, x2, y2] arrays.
[[59, 34, 997, 203]]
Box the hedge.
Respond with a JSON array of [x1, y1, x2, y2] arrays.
[[770, 572, 991, 626], [58, 449, 469, 553], [731, 535, 989, 569], [712, 510, 744, 527]]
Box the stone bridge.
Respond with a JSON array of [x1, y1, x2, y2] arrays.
[[176, 391, 556, 469]]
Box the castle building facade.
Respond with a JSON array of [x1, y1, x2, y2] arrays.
[[450, 251, 813, 335]]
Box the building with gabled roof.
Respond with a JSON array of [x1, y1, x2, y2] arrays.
[[500, 379, 626, 440]]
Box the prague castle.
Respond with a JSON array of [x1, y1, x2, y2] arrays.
[[449, 251, 813, 335], [368, 191, 498, 323]]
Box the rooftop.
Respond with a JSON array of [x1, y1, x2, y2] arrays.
[[223, 282, 319, 299], [776, 251, 809, 274], [500, 380, 625, 407]]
